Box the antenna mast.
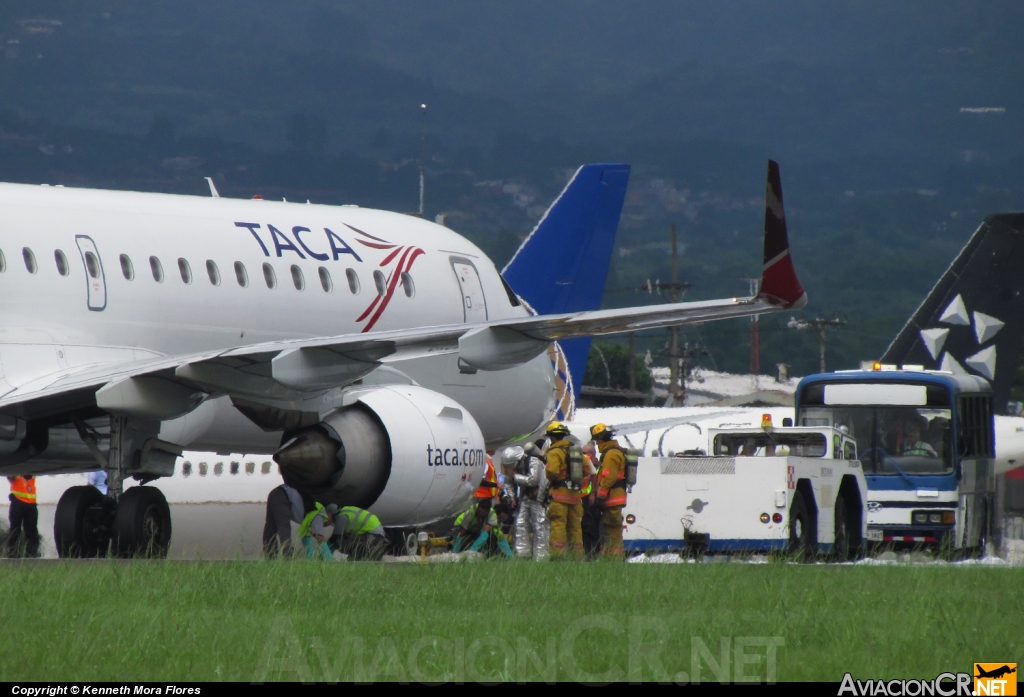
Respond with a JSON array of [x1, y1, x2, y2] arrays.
[[418, 103, 427, 217]]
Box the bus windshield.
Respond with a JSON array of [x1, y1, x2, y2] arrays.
[[799, 405, 952, 475]]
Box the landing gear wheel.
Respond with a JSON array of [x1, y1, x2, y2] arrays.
[[975, 500, 989, 559], [833, 496, 850, 561], [115, 486, 172, 558], [54, 485, 113, 558], [788, 490, 817, 560]]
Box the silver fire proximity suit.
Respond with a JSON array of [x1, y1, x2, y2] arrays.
[[511, 449, 550, 560]]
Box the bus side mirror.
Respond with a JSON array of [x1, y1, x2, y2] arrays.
[[782, 418, 793, 427]]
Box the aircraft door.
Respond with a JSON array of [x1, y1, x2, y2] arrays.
[[75, 235, 107, 311], [450, 257, 488, 323]]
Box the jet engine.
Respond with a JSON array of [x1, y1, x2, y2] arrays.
[[273, 385, 487, 526]]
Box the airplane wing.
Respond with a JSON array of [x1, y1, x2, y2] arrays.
[[599, 410, 754, 435], [0, 160, 805, 421]]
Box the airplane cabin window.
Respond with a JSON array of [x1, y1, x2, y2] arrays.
[[150, 256, 164, 282], [54, 250, 69, 276], [206, 260, 221, 286], [234, 261, 248, 287], [401, 271, 415, 298], [263, 262, 277, 289], [178, 258, 192, 284], [346, 268, 360, 294], [23, 247, 37, 274], [291, 264, 305, 291], [318, 266, 332, 292], [84, 251, 100, 279], [373, 269, 386, 296], [0, 248, 5, 272], [120, 254, 134, 280]]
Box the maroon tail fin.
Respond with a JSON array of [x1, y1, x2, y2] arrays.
[[758, 159, 807, 309]]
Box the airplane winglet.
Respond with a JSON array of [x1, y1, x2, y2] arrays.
[[758, 160, 807, 309]]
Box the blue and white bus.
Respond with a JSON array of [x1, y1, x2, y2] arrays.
[[795, 367, 994, 552]]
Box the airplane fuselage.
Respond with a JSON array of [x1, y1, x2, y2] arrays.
[[0, 183, 557, 454]]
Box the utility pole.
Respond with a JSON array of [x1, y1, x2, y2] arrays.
[[745, 278, 761, 386], [628, 332, 636, 391], [642, 225, 692, 407], [678, 343, 710, 398], [787, 317, 846, 372], [418, 103, 427, 217]]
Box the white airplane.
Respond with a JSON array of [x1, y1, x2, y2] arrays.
[[0, 160, 806, 557]]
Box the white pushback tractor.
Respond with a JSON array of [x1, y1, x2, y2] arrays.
[[623, 415, 869, 557]]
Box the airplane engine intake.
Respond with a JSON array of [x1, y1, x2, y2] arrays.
[[272, 385, 487, 526]]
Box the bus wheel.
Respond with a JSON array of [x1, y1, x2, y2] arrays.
[[833, 495, 851, 561], [789, 490, 817, 560], [975, 500, 989, 559]]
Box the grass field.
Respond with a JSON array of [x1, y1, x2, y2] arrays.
[[0, 559, 1020, 683]]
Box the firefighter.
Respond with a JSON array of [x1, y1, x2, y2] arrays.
[[329, 506, 388, 561], [6, 475, 40, 558], [591, 423, 628, 559], [505, 444, 550, 561], [544, 421, 582, 558]]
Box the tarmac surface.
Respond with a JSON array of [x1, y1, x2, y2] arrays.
[[1, 503, 270, 560]]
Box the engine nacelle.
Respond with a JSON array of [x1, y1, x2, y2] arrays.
[[274, 385, 487, 526]]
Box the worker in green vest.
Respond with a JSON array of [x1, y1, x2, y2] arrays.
[[453, 499, 513, 558], [329, 506, 389, 561], [297, 502, 337, 561]]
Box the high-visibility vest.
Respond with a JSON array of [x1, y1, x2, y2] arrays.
[[297, 502, 326, 539], [10, 476, 36, 504], [337, 506, 381, 536], [474, 457, 498, 499], [580, 455, 599, 497], [457, 502, 496, 536]]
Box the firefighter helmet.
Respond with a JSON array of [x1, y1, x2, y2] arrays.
[[590, 423, 614, 439], [545, 421, 570, 438]]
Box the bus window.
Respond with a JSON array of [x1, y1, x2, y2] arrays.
[[800, 404, 952, 474]]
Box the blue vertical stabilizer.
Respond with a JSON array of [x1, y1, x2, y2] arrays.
[[502, 163, 631, 418]]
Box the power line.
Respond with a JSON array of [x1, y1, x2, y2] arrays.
[[787, 317, 846, 372]]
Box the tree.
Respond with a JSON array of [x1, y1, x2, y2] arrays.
[[583, 342, 653, 393]]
